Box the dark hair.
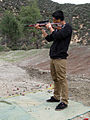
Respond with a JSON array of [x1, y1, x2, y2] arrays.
[[52, 10, 64, 21]]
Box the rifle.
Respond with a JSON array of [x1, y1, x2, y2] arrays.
[[25, 20, 62, 28]]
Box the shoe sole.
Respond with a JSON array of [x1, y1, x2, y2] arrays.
[[46, 101, 60, 102], [55, 106, 68, 111]]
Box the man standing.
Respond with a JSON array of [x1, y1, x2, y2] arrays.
[[35, 10, 72, 110]]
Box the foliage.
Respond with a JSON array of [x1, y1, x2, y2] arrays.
[[0, 10, 22, 49], [19, 1, 41, 24], [0, 45, 10, 52], [0, 0, 90, 50], [18, 0, 42, 49], [37, 0, 90, 45], [0, 0, 43, 50]]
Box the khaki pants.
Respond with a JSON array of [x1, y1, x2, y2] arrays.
[[50, 59, 68, 104]]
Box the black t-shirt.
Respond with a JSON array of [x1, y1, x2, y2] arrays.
[[45, 23, 72, 59]]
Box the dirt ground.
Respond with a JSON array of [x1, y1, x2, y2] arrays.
[[0, 45, 90, 119]]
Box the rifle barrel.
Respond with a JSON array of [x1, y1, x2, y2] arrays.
[[27, 23, 62, 27]]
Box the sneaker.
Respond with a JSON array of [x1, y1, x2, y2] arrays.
[[55, 102, 68, 110], [46, 96, 60, 102]]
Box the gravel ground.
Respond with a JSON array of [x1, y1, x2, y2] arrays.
[[0, 46, 90, 119]]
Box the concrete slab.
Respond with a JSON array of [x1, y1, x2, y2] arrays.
[[0, 90, 90, 120]]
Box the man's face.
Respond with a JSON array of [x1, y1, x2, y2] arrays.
[[53, 17, 61, 23]]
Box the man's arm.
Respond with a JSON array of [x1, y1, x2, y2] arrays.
[[51, 25, 72, 40], [41, 29, 48, 38], [45, 23, 54, 33], [35, 24, 48, 37], [35, 23, 55, 42]]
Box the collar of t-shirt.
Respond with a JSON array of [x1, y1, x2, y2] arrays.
[[55, 23, 66, 32]]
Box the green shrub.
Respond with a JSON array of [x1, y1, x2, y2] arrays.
[[0, 10, 22, 49], [0, 45, 10, 52]]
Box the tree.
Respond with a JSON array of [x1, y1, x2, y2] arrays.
[[0, 10, 22, 50], [18, 0, 42, 49]]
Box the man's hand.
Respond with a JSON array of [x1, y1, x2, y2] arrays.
[[45, 23, 52, 29], [41, 29, 48, 37], [35, 24, 48, 37], [35, 23, 54, 37], [35, 24, 42, 30], [46, 23, 54, 33]]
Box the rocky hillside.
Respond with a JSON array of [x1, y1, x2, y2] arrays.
[[0, 0, 90, 45], [38, 0, 90, 45]]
